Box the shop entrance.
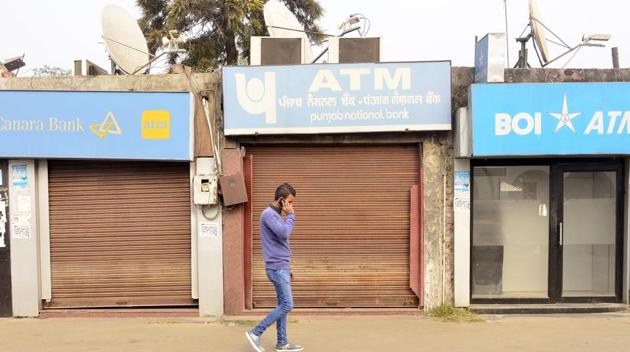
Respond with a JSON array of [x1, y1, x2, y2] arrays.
[[471, 159, 624, 303]]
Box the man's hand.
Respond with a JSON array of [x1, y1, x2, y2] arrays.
[[283, 201, 294, 214]]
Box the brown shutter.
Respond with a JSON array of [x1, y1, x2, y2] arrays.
[[249, 145, 420, 308], [48, 161, 193, 308]]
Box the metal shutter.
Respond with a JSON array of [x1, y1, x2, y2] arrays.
[[249, 145, 420, 308], [48, 161, 193, 308]]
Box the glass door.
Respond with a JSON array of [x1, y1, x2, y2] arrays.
[[556, 166, 623, 301]]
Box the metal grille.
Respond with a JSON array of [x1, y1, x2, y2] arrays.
[[48, 161, 193, 308], [249, 145, 420, 308]]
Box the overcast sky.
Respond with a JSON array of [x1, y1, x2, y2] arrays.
[[2, 0, 627, 75]]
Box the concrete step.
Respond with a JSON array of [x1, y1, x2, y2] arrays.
[[40, 308, 199, 318], [470, 303, 628, 315]]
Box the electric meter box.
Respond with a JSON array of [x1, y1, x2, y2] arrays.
[[193, 175, 218, 205]]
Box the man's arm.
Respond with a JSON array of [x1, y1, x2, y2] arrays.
[[266, 212, 296, 240]]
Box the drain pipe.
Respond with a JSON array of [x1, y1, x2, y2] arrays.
[[442, 173, 447, 306]]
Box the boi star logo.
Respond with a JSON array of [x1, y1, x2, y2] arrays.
[[141, 110, 171, 139]]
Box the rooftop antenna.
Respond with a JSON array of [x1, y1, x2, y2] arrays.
[[100, 5, 186, 75], [311, 13, 371, 63], [515, 0, 611, 68]]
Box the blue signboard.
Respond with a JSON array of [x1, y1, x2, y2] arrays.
[[223, 62, 451, 135], [474, 36, 489, 83], [471, 83, 630, 156], [0, 91, 193, 160]]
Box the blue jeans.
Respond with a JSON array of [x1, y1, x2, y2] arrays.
[[252, 269, 293, 345]]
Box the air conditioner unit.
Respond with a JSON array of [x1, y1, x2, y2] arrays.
[[328, 37, 381, 64], [250, 37, 310, 65], [73, 59, 109, 76]]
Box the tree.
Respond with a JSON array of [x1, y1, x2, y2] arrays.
[[137, 0, 324, 71]]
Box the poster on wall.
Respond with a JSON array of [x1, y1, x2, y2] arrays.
[[11, 215, 31, 239], [454, 171, 470, 212], [11, 165, 27, 190], [200, 223, 219, 238]]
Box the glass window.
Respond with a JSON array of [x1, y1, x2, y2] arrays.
[[472, 166, 550, 299]]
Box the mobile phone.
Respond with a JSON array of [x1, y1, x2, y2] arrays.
[[279, 199, 286, 209]]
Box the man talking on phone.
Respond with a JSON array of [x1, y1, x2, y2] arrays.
[[246, 183, 303, 352]]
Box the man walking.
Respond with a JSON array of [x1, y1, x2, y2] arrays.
[[246, 183, 303, 352]]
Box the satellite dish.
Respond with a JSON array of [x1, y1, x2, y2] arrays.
[[529, 0, 550, 64], [101, 5, 150, 75], [263, 0, 312, 61]]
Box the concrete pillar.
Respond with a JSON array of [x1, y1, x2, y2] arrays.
[[8, 160, 40, 317], [453, 159, 471, 307], [195, 157, 224, 316], [422, 136, 454, 309]]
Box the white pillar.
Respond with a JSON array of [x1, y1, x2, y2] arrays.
[[454, 159, 471, 307], [195, 157, 224, 316], [9, 160, 41, 316]]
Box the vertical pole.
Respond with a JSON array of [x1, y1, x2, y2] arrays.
[[504, 0, 511, 67], [612, 47, 620, 69]]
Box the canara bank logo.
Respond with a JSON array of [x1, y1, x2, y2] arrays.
[[89, 112, 122, 138], [141, 110, 171, 139], [235, 72, 277, 124]]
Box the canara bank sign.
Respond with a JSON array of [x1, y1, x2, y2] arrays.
[[0, 117, 86, 132], [223, 62, 451, 135], [0, 91, 193, 160], [471, 83, 630, 156]]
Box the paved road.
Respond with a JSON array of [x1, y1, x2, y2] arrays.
[[1, 313, 630, 351]]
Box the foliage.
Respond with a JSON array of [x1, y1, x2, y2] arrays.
[[137, 0, 324, 70], [427, 304, 484, 323]]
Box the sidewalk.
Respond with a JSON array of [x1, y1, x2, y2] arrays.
[[1, 313, 630, 352]]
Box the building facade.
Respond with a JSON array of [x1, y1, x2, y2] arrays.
[[454, 69, 630, 309], [0, 73, 224, 317], [220, 61, 456, 313]]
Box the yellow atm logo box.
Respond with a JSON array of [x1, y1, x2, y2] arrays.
[[142, 110, 171, 139]]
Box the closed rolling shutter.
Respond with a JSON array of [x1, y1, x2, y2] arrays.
[[48, 161, 193, 308], [249, 145, 420, 308]]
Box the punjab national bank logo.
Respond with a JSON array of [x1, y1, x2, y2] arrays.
[[89, 112, 122, 138], [234, 72, 277, 124]]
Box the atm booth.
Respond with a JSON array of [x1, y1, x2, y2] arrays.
[[454, 82, 630, 307]]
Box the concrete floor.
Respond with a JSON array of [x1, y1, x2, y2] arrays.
[[1, 313, 630, 352]]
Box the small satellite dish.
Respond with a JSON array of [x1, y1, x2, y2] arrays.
[[515, 0, 610, 68], [264, 0, 306, 38], [101, 5, 150, 75], [263, 0, 312, 61], [529, 0, 550, 64]]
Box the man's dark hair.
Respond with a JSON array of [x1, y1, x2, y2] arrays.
[[275, 183, 296, 200]]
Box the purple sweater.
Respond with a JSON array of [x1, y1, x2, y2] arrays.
[[260, 205, 296, 270]]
